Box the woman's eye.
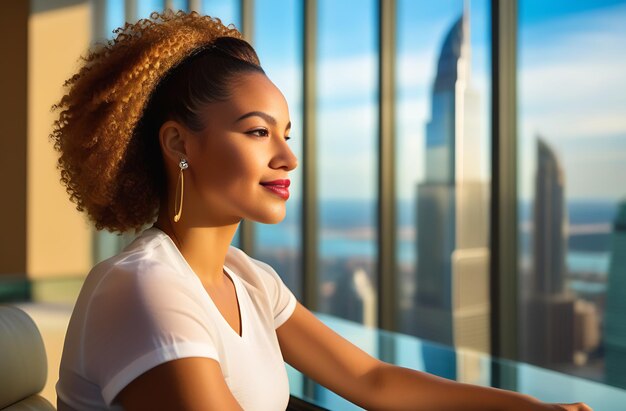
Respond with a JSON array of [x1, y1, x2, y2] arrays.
[[248, 129, 269, 137], [285, 136, 292, 141]]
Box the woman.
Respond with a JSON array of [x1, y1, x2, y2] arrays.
[[52, 10, 592, 411]]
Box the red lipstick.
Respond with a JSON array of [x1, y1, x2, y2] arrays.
[[260, 179, 290, 200]]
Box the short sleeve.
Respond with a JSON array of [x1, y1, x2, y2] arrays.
[[249, 258, 297, 329], [82, 263, 219, 406]]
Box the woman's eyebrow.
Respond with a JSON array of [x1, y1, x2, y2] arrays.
[[235, 111, 291, 131], [235, 111, 276, 125]]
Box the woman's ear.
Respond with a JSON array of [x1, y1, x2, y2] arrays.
[[159, 120, 189, 164]]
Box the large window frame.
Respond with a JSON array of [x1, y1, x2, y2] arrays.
[[490, 0, 518, 361]]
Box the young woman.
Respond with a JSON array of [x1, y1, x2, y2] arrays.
[[52, 10, 592, 411]]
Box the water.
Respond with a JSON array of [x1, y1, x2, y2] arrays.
[[256, 198, 618, 274]]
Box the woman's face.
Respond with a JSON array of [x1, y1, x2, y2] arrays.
[[183, 71, 298, 225]]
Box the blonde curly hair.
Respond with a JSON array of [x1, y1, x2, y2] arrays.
[[50, 10, 263, 234]]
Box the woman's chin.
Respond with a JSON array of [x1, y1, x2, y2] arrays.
[[250, 208, 287, 225]]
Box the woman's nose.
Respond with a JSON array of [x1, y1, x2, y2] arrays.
[[270, 138, 298, 171]]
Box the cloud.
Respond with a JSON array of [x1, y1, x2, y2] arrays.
[[318, 55, 378, 100], [519, 4, 626, 141], [518, 4, 626, 200], [397, 51, 435, 90], [314, 103, 378, 199], [314, 50, 437, 101]]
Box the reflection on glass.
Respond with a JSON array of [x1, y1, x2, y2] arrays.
[[395, 0, 492, 354], [290, 314, 626, 411], [316, 0, 378, 325], [518, 0, 626, 388], [252, 0, 303, 299]]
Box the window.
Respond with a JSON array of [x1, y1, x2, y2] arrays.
[[517, 0, 626, 387], [395, 0, 492, 353], [201, 0, 240, 27], [315, 0, 379, 325]]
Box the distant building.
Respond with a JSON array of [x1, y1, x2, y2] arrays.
[[328, 266, 377, 326], [604, 201, 626, 388], [522, 137, 575, 366], [523, 138, 600, 367], [411, 9, 490, 353], [533, 139, 568, 295]]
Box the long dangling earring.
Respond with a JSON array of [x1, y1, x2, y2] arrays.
[[174, 158, 188, 222]]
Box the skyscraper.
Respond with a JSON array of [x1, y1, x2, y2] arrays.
[[523, 138, 576, 366], [533, 139, 568, 295], [604, 201, 626, 388], [411, 9, 490, 352], [519, 138, 602, 369]]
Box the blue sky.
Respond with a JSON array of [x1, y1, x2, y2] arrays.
[[520, 0, 626, 24], [518, 1, 626, 201]]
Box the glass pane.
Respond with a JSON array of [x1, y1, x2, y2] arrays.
[[395, 0, 492, 353], [252, 0, 304, 299], [232, 226, 241, 248], [316, 0, 379, 325], [202, 0, 240, 28], [105, 0, 125, 37], [518, 0, 626, 387], [138, 0, 165, 18], [169, 0, 188, 12]]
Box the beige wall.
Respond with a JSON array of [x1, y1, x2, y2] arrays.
[[27, 0, 93, 279]]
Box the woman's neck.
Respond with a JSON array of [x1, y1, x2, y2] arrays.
[[152, 211, 239, 287]]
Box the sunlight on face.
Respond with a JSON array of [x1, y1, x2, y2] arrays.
[[185, 72, 298, 225]]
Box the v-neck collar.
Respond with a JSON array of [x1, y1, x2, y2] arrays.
[[146, 227, 247, 340]]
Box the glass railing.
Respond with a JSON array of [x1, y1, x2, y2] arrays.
[[287, 314, 626, 411], [3, 276, 625, 411]]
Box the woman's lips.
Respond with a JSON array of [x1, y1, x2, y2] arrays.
[[260, 179, 290, 200]]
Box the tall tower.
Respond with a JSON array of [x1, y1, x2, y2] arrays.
[[604, 201, 626, 388], [412, 9, 490, 352], [533, 139, 568, 295], [522, 138, 576, 365]]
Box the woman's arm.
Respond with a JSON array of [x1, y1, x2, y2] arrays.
[[277, 302, 592, 411], [114, 357, 243, 411]]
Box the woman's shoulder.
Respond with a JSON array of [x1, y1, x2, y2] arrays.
[[85, 228, 186, 293]]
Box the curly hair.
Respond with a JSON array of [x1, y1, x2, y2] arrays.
[[50, 10, 264, 234]]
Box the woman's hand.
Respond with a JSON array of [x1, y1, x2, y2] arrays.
[[542, 403, 594, 411], [517, 391, 594, 411]]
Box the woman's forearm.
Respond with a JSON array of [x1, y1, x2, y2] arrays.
[[363, 362, 544, 411]]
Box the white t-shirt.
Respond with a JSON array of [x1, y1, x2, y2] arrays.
[[56, 227, 297, 411]]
